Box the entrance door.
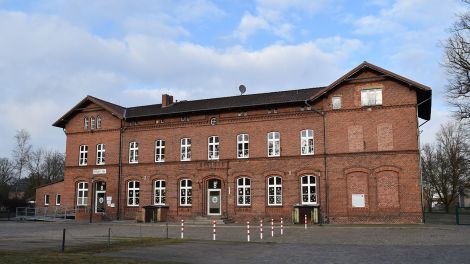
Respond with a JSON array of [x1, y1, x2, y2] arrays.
[[207, 179, 221, 215], [95, 181, 106, 213]]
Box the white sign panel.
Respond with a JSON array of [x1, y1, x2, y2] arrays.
[[106, 196, 112, 206], [93, 169, 106, 175], [352, 194, 365, 208]]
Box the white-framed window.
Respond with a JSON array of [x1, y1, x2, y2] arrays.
[[127, 181, 140, 206], [181, 138, 191, 161], [155, 140, 165, 162], [208, 136, 219, 160], [77, 182, 88, 206], [301, 175, 317, 205], [96, 116, 102, 129], [84, 117, 89, 129], [91, 116, 96, 129], [267, 132, 280, 157], [129, 142, 138, 163], [180, 179, 192, 206], [44, 194, 50, 206], [332, 96, 342, 109], [237, 134, 249, 158], [56, 194, 61, 205], [79, 145, 88, 166], [154, 180, 166, 205], [361, 88, 382, 106], [301, 129, 314, 155], [268, 176, 282, 206], [96, 144, 105, 165], [237, 177, 251, 206]]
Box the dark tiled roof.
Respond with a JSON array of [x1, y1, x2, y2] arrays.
[[125, 87, 324, 118]]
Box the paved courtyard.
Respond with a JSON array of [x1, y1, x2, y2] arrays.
[[0, 220, 469, 263]]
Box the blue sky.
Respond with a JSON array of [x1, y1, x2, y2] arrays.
[[0, 0, 465, 157]]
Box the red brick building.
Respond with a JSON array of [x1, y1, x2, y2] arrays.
[[36, 62, 432, 224]]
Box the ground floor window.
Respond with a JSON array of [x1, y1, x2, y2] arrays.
[[180, 179, 192, 206], [301, 175, 317, 204], [127, 181, 140, 206], [268, 176, 282, 205], [44, 194, 50, 206], [237, 177, 251, 206], [154, 180, 166, 205], [56, 194, 61, 205], [77, 182, 88, 206]]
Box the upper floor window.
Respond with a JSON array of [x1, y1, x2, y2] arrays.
[[96, 144, 105, 165], [155, 140, 165, 162], [181, 138, 191, 161], [154, 180, 166, 205], [267, 132, 280, 157], [237, 134, 249, 158], [332, 96, 342, 109], [96, 116, 102, 129], [127, 181, 140, 206], [268, 176, 282, 206], [129, 142, 138, 163], [301, 175, 317, 205], [180, 179, 192, 206], [208, 136, 219, 160], [79, 145, 88, 166], [361, 88, 382, 106], [301, 129, 314, 155], [84, 117, 89, 129], [237, 177, 251, 206], [77, 182, 88, 206], [91, 117, 96, 129]]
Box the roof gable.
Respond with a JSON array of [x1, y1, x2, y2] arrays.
[[53, 96, 125, 128]]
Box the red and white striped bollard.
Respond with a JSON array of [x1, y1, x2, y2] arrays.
[[212, 220, 216, 241], [280, 217, 284, 235], [304, 214, 307, 229], [260, 219, 263, 240], [271, 218, 274, 237], [181, 219, 184, 239], [247, 221, 250, 242]]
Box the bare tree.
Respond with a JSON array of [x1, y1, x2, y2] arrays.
[[0, 158, 14, 204], [444, 1, 470, 122], [41, 150, 65, 183], [12, 129, 32, 194], [422, 122, 470, 212]]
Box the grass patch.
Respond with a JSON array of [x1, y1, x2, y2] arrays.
[[0, 238, 187, 264]]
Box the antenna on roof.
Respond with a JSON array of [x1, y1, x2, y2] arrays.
[[239, 85, 246, 95]]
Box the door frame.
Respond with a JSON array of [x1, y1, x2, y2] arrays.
[[94, 181, 106, 213], [207, 189, 221, 216]]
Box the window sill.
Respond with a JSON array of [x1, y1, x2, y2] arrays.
[[267, 205, 283, 207], [126, 205, 140, 207]]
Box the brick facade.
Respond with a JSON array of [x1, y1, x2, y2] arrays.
[[36, 62, 432, 224]]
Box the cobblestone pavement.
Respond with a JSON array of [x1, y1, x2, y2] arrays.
[[1, 221, 470, 263]]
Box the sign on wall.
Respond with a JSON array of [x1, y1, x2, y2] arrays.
[[352, 194, 365, 208], [93, 169, 106, 175]]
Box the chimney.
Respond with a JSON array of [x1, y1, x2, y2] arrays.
[[162, 94, 174, 107]]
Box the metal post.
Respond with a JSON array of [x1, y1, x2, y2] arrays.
[[108, 227, 111, 247], [212, 220, 216, 241], [280, 218, 284, 235], [260, 219, 263, 240], [456, 205, 460, 225], [271, 219, 274, 237], [61, 228, 66, 252], [166, 222, 169, 239], [181, 219, 184, 239], [304, 214, 307, 229]]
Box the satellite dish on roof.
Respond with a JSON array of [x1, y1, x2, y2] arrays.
[[239, 85, 246, 95]]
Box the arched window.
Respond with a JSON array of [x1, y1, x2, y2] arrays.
[[90, 117, 96, 129], [96, 116, 102, 129], [180, 179, 192, 206], [127, 181, 140, 206], [77, 182, 88, 206], [237, 177, 251, 206], [267, 176, 282, 205], [84, 117, 89, 129], [154, 180, 166, 205], [301, 175, 317, 204]]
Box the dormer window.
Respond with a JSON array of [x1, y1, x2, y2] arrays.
[[361, 88, 382, 106], [91, 117, 96, 129], [96, 116, 102, 129], [84, 117, 89, 129]]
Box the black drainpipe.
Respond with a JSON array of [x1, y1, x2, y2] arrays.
[[117, 118, 125, 220], [305, 99, 329, 224]]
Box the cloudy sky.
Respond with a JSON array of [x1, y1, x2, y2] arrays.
[[0, 0, 466, 157]]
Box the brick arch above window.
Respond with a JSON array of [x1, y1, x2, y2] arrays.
[[344, 167, 370, 176], [262, 170, 286, 178], [231, 171, 254, 179], [295, 169, 321, 178], [373, 165, 402, 174], [149, 174, 169, 181]]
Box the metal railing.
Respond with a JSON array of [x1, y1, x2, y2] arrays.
[[15, 206, 78, 221]]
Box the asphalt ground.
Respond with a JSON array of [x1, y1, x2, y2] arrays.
[[0, 220, 469, 263]]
